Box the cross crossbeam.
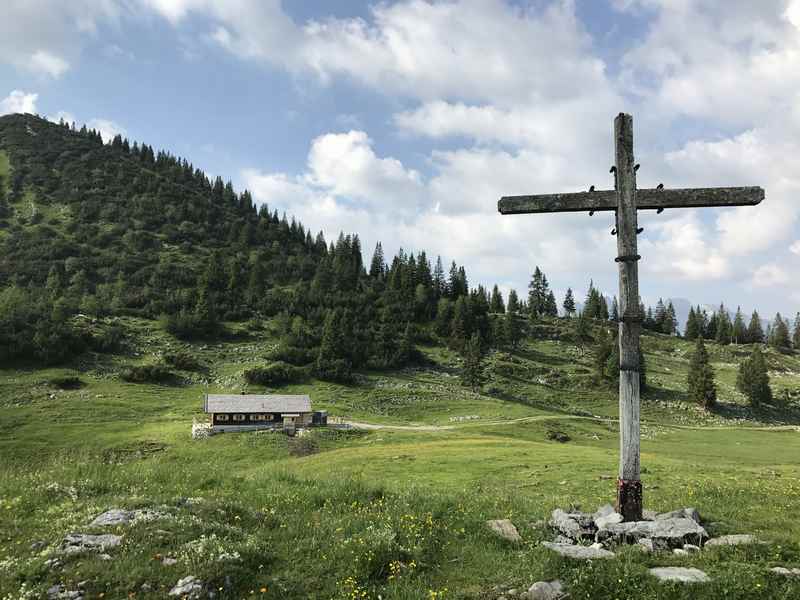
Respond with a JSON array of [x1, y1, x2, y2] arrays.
[[498, 186, 764, 215], [497, 113, 764, 522]]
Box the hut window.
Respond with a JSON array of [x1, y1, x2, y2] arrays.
[[217, 414, 229, 422], [233, 414, 246, 422], [253, 414, 264, 421]]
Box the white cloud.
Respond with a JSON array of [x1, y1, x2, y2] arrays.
[[47, 111, 126, 144], [752, 263, 790, 287], [88, 118, 126, 143], [0, 1, 122, 78], [791, 240, 800, 255], [29, 50, 70, 78], [0, 90, 38, 115]]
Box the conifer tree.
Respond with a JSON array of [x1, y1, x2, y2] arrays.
[[507, 289, 520, 315], [434, 298, 454, 339], [715, 304, 732, 345], [687, 337, 716, 409], [528, 267, 546, 317], [705, 310, 717, 340], [685, 307, 699, 340], [732, 306, 746, 344], [504, 312, 524, 349], [432, 256, 446, 299], [665, 301, 677, 335], [654, 298, 667, 332], [769, 313, 792, 350], [316, 309, 352, 382], [490, 285, 505, 313], [594, 326, 615, 379], [460, 333, 484, 391], [394, 323, 415, 366], [737, 345, 771, 409], [545, 290, 558, 317], [369, 242, 385, 279], [450, 296, 472, 351], [562, 287, 576, 316], [610, 296, 619, 322], [793, 312, 800, 350]]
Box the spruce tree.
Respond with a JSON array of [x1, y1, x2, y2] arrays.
[[450, 296, 472, 351], [504, 312, 524, 349], [507, 289, 520, 315], [687, 337, 716, 409], [393, 323, 415, 366], [594, 326, 615, 379], [316, 309, 352, 382], [793, 312, 800, 350], [369, 242, 385, 278], [528, 267, 546, 317], [490, 285, 505, 313], [737, 346, 771, 409], [731, 306, 746, 344], [654, 299, 667, 332], [610, 296, 619, 322], [562, 288, 576, 316], [685, 307, 699, 340], [770, 313, 792, 350], [460, 333, 484, 391], [545, 290, 558, 317], [715, 304, 732, 345], [665, 301, 677, 335]]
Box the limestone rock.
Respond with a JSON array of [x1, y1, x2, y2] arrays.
[[487, 519, 522, 543], [47, 585, 84, 600], [595, 511, 623, 530], [89, 508, 167, 527], [550, 509, 595, 541], [704, 534, 758, 547], [637, 538, 654, 553], [642, 509, 658, 521], [683, 544, 701, 553], [61, 533, 122, 555], [553, 535, 575, 545], [673, 548, 688, 556], [596, 517, 707, 547], [649, 567, 710, 583], [542, 542, 614, 560], [593, 504, 615, 520], [656, 508, 701, 524], [769, 567, 800, 577], [162, 556, 178, 566], [526, 579, 565, 600], [169, 576, 204, 598]]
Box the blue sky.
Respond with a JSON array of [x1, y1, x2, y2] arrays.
[[1, 0, 799, 322]]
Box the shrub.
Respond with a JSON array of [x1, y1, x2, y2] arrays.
[[121, 364, 174, 384], [244, 361, 309, 386], [737, 346, 772, 409], [266, 343, 315, 366], [163, 351, 203, 371], [48, 376, 85, 389]]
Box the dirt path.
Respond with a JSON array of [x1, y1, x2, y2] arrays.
[[344, 415, 800, 433]]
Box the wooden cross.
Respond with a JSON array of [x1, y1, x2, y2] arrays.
[[498, 113, 764, 521]]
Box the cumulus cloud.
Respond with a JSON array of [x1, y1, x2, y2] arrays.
[[0, 1, 121, 78], [0, 90, 38, 115], [791, 240, 800, 255], [752, 263, 790, 287]]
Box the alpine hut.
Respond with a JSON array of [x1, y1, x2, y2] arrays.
[[203, 394, 315, 434]]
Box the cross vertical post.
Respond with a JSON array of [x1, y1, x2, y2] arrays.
[[613, 113, 642, 521]]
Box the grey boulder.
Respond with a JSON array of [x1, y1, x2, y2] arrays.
[[649, 567, 710, 583], [656, 508, 701, 524], [526, 579, 566, 600], [90, 508, 167, 527], [770, 567, 800, 577], [550, 509, 595, 541], [542, 542, 614, 560], [61, 533, 122, 555], [597, 517, 707, 547], [487, 519, 522, 543], [169, 576, 204, 598], [705, 534, 758, 547]]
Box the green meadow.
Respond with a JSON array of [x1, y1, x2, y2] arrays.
[[2, 318, 800, 599]]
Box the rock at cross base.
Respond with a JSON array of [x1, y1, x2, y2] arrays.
[[550, 509, 595, 541], [169, 576, 204, 598], [541, 542, 614, 560], [526, 579, 565, 600], [649, 567, 710, 583], [595, 511, 623, 530], [89, 508, 168, 527], [655, 508, 701, 524], [596, 517, 707, 547], [486, 519, 522, 543], [705, 534, 758, 547]]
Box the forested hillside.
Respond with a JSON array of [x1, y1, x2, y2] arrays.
[[1, 113, 798, 377]]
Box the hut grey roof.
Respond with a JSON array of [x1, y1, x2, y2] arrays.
[[205, 394, 311, 413]]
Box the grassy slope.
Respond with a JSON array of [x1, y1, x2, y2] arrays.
[[1, 318, 800, 599]]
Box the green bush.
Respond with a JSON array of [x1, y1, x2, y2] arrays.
[[266, 343, 316, 366], [163, 351, 203, 371], [121, 364, 174, 384], [48, 375, 85, 389], [244, 361, 309, 386]]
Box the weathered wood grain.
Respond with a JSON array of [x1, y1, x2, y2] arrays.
[[498, 186, 763, 214], [614, 113, 643, 522]]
